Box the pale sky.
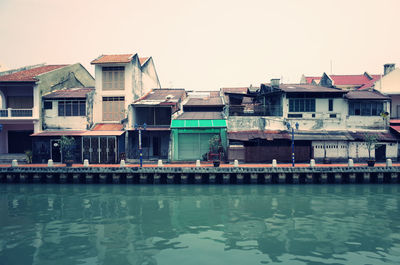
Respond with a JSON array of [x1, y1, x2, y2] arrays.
[[1, 0, 400, 90]]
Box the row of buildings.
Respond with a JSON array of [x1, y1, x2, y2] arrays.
[[0, 54, 399, 164]]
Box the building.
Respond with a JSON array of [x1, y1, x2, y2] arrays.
[[225, 81, 397, 163], [171, 91, 227, 161], [127, 88, 187, 161], [0, 63, 94, 161], [301, 72, 381, 90]]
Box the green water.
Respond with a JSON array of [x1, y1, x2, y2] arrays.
[[0, 184, 399, 265]]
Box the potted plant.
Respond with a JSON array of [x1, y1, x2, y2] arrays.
[[60, 136, 75, 167], [24, 150, 32, 164], [364, 133, 378, 167], [209, 135, 223, 167]]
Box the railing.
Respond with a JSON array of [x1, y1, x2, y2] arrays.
[[0, 109, 33, 118]]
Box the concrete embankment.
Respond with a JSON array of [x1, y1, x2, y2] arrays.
[[1, 165, 399, 184]]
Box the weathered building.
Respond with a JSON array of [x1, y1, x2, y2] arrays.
[[0, 63, 94, 160], [225, 82, 397, 163], [127, 88, 186, 161]]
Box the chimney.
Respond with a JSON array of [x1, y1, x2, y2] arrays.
[[384, 63, 395, 76], [270, 79, 280, 88]]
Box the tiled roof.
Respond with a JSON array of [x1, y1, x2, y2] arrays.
[[330, 74, 381, 86], [175, 112, 224, 120], [305, 77, 321, 84], [92, 123, 124, 131], [345, 90, 390, 100], [91, 54, 134, 64], [0, 65, 68, 82], [358, 76, 382, 90], [43, 87, 93, 99], [278, 84, 346, 93], [221, 87, 249, 94]]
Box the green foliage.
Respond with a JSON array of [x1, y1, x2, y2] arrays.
[[209, 135, 222, 153], [364, 133, 378, 159], [24, 150, 32, 164], [60, 136, 75, 161]]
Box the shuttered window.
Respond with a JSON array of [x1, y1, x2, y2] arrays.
[[102, 97, 125, 121], [102, 66, 125, 90]]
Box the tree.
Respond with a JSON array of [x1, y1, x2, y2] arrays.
[[364, 133, 378, 160], [59, 136, 75, 163]]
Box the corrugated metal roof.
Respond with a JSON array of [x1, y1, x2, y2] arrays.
[[349, 131, 398, 141], [175, 112, 224, 120], [278, 84, 345, 93], [345, 90, 390, 100], [134, 89, 186, 105], [184, 97, 224, 106], [43, 87, 93, 99], [171, 119, 227, 128], [228, 130, 290, 141], [30, 131, 86, 136]]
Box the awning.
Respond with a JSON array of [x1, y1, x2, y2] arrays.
[[351, 130, 398, 142], [31, 131, 86, 136], [171, 119, 227, 128], [82, 131, 125, 136], [92, 123, 124, 131], [294, 131, 354, 141], [31, 130, 125, 137], [228, 130, 290, 141]]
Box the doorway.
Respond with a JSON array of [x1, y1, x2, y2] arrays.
[[8, 130, 33, 153], [51, 140, 61, 162], [375, 144, 386, 162], [153, 136, 160, 156]]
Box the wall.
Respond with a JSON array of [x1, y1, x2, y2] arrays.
[[312, 141, 349, 160], [390, 95, 400, 118], [43, 100, 87, 130], [141, 58, 161, 94], [348, 142, 397, 160], [375, 68, 400, 94]]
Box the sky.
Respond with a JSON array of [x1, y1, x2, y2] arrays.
[[0, 0, 400, 91]]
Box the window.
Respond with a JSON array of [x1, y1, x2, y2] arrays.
[[102, 97, 125, 121], [102, 66, 125, 90], [44, 101, 53, 110], [289, 98, 315, 112], [328, 99, 333, 111], [58, 100, 86, 116], [349, 101, 383, 116]]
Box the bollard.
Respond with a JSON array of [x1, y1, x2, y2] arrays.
[[157, 159, 163, 167], [348, 159, 354, 167], [386, 158, 392, 167], [11, 159, 18, 167], [120, 159, 126, 167], [48, 159, 54, 167], [196, 160, 201, 167], [83, 159, 89, 167], [234, 160, 239, 167], [272, 159, 277, 167], [310, 159, 315, 167]]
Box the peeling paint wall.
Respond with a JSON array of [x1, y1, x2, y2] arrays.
[[43, 100, 87, 130]]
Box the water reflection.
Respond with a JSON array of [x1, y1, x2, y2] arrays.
[[0, 184, 399, 265]]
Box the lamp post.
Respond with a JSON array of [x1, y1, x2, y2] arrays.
[[135, 123, 147, 167], [286, 122, 299, 167]]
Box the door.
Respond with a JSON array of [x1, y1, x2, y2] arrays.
[[51, 140, 61, 162], [153, 136, 160, 156], [8, 131, 33, 153], [178, 133, 217, 160], [375, 144, 386, 161]]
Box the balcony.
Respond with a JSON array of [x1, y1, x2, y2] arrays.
[[0, 108, 35, 119]]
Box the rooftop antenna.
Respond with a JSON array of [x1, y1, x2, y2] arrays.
[[330, 60, 333, 75]]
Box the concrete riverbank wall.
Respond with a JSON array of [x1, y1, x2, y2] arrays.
[[1, 166, 399, 184]]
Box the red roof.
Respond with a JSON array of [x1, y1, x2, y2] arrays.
[[330, 74, 381, 86], [0, 65, 68, 82], [91, 54, 134, 64], [305, 77, 321, 84], [92, 123, 124, 131], [43, 87, 93, 99]]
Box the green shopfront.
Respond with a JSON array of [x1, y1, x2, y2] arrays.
[[171, 119, 227, 161]]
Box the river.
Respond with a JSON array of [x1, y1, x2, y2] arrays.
[[0, 184, 399, 265]]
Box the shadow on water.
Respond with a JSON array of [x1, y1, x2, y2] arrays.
[[0, 184, 400, 265]]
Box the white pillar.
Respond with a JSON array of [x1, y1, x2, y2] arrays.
[[386, 158, 392, 167], [272, 159, 277, 167], [120, 159, 126, 167], [83, 159, 89, 167], [234, 160, 239, 167], [11, 159, 18, 167], [48, 159, 54, 167], [348, 159, 354, 167], [196, 160, 201, 167], [310, 159, 315, 167], [157, 159, 163, 167]]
